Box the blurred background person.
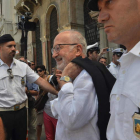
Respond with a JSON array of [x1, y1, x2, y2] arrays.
[[35, 65, 47, 140], [87, 42, 109, 62], [87, 42, 100, 61], [107, 48, 125, 78], [43, 69, 60, 140], [30, 61, 36, 71], [19, 56, 39, 140], [99, 57, 107, 66]]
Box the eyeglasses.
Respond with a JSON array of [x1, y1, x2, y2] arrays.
[[31, 64, 35, 66], [37, 70, 43, 73], [7, 68, 14, 79], [51, 44, 78, 54]]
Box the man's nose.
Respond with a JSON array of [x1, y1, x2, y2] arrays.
[[11, 45, 16, 50], [52, 51, 58, 58], [98, 11, 110, 23]]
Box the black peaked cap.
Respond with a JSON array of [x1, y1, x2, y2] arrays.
[[0, 34, 14, 44], [88, 0, 99, 11]]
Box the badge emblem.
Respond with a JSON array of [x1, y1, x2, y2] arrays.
[[21, 77, 25, 86], [133, 112, 140, 139]]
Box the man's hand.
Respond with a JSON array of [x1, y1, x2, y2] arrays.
[[98, 47, 109, 60], [56, 62, 83, 88], [0, 118, 5, 140], [100, 47, 109, 55], [62, 62, 82, 80]]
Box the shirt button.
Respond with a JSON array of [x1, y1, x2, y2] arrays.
[[116, 96, 120, 101], [122, 70, 126, 74]]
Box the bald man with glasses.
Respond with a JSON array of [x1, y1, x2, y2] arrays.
[[50, 30, 100, 140]]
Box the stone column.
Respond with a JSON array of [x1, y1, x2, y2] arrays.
[[40, 36, 47, 68]]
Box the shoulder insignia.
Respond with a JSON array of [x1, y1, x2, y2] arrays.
[[106, 65, 110, 68]]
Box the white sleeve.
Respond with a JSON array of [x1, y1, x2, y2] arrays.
[[51, 70, 98, 130], [26, 65, 39, 83]]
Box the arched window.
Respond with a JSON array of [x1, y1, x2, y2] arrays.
[[35, 20, 43, 65], [50, 8, 58, 69], [84, 0, 99, 45]]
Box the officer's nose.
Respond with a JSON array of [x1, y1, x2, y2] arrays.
[[11, 45, 16, 50], [98, 11, 110, 24]]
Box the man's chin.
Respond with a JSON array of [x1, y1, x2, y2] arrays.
[[57, 65, 64, 72], [107, 33, 120, 44]]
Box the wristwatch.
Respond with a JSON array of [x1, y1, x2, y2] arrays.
[[60, 76, 72, 82]]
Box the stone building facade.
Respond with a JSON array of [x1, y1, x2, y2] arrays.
[[0, 0, 22, 58], [0, 0, 121, 73]]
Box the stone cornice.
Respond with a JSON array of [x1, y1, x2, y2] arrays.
[[14, 0, 41, 15]]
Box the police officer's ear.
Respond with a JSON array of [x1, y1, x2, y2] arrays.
[[0, 44, 2, 51], [75, 44, 83, 57]]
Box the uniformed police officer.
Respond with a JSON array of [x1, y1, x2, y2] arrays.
[[87, 42, 100, 61], [0, 34, 58, 140], [107, 48, 125, 78], [88, 0, 140, 139]]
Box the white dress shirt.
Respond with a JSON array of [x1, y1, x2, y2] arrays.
[[107, 62, 120, 78], [0, 58, 39, 107], [107, 41, 140, 140], [51, 70, 99, 140]]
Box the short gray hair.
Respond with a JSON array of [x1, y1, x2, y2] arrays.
[[60, 29, 87, 56]]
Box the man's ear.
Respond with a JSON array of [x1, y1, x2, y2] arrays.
[[75, 44, 83, 57], [88, 51, 92, 57]]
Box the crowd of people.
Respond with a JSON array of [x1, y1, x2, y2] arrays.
[[0, 0, 140, 140]]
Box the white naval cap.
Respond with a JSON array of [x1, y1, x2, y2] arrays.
[[112, 48, 125, 53], [27, 60, 31, 63], [87, 42, 99, 50]]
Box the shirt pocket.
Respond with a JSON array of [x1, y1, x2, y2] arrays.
[[14, 70, 26, 87], [110, 93, 126, 115], [0, 76, 9, 90], [117, 94, 126, 115]]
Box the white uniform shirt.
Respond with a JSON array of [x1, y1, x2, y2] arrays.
[[107, 41, 140, 140], [51, 70, 99, 140], [0, 58, 39, 107], [107, 62, 120, 78]]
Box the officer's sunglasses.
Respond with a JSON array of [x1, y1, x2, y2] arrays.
[[7, 68, 14, 79], [115, 53, 123, 57]]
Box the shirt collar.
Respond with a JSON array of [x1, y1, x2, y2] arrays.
[[119, 41, 140, 63], [129, 41, 140, 57], [0, 58, 16, 67], [110, 62, 117, 68]]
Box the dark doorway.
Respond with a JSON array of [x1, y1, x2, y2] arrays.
[[50, 8, 58, 70], [35, 20, 43, 65]]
